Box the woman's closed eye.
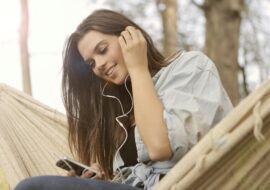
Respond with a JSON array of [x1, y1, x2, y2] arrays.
[[86, 45, 108, 69], [98, 46, 107, 54]]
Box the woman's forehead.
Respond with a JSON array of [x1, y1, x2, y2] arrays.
[[77, 31, 115, 60]]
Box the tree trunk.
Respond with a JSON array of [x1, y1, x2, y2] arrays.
[[20, 0, 32, 95], [157, 0, 178, 57], [203, 0, 244, 106]]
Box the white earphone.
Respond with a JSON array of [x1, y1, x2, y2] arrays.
[[101, 75, 134, 181]]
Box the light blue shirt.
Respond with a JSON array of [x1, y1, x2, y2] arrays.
[[116, 51, 233, 189]]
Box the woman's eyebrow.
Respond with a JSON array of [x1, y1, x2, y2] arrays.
[[85, 40, 107, 63]]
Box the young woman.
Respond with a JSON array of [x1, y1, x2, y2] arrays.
[[15, 9, 233, 190]]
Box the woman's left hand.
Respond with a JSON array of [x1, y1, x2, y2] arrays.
[[118, 26, 148, 74], [81, 163, 105, 180]]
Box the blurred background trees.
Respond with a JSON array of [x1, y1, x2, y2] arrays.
[[20, 0, 32, 95], [156, 0, 178, 57], [0, 0, 269, 111], [202, 0, 244, 106]]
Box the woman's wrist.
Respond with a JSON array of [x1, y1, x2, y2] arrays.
[[128, 65, 151, 80]]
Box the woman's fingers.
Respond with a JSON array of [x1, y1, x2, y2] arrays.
[[118, 35, 126, 49], [125, 26, 140, 41], [81, 170, 95, 178], [118, 26, 148, 71], [65, 163, 105, 180], [80, 163, 105, 179], [120, 26, 141, 46], [136, 28, 146, 43], [66, 170, 76, 177], [120, 30, 132, 45]]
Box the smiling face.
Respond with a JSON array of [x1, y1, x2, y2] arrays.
[[78, 30, 129, 85]]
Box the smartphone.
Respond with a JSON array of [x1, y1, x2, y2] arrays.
[[56, 157, 97, 177]]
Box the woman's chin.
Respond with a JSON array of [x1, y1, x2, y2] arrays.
[[113, 74, 129, 85]]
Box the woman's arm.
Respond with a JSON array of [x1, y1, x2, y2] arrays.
[[119, 26, 172, 161], [129, 69, 172, 161]]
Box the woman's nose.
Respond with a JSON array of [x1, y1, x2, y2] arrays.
[[94, 56, 106, 70]]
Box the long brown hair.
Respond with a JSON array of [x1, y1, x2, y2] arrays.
[[62, 9, 180, 178]]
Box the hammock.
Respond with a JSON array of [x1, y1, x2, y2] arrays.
[[0, 169, 9, 190], [155, 79, 270, 190], [1, 79, 270, 190], [0, 83, 72, 190]]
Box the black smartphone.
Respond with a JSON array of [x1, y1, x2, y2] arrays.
[[56, 157, 97, 177]]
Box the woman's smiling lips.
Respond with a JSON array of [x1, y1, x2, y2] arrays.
[[105, 64, 116, 76]]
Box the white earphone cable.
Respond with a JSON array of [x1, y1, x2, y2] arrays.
[[101, 76, 134, 182]]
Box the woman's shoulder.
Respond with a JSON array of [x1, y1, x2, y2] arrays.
[[153, 51, 218, 87], [169, 51, 215, 72], [155, 51, 215, 77]]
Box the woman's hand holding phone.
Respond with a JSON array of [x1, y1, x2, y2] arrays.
[[56, 157, 105, 179], [66, 169, 76, 177], [82, 163, 105, 179], [66, 163, 105, 179]]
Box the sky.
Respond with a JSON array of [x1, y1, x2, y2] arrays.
[[0, 0, 106, 113]]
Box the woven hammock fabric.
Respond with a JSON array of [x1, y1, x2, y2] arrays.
[[0, 169, 9, 190], [0, 83, 72, 189], [155, 79, 270, 190], [1, 80, 270, 190]]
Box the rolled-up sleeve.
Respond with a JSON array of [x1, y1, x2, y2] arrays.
[[162, 85, 220, 153], [135, 51, 233, 162], [160, 52, 232, 155]]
